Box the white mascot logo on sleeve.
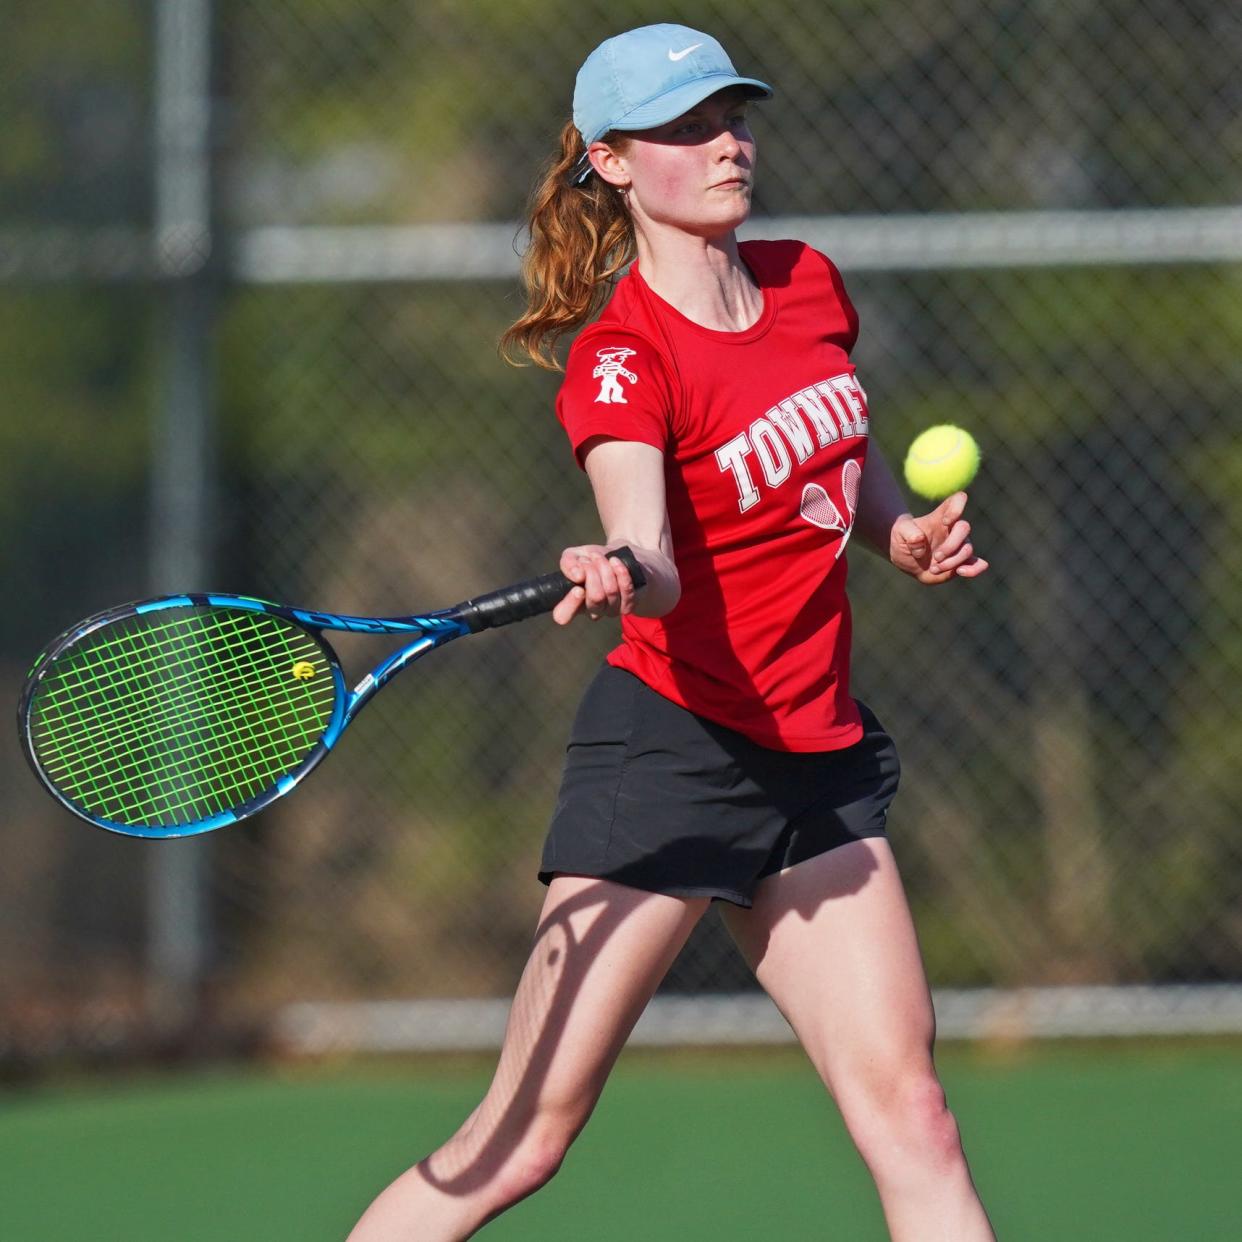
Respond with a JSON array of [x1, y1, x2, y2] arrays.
[[592, 347, 638, 404]]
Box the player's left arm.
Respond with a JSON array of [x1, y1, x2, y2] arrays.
[[855, 444, 989, 585]]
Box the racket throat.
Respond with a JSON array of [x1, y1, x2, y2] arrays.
[[342, 632, 447, 724]]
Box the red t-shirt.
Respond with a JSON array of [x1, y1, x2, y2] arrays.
[[556, 239, 869, 752]]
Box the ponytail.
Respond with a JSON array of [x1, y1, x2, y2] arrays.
[[500, 120, 635, 370]]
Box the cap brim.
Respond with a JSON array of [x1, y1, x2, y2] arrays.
[[589, 74, 773, 145]]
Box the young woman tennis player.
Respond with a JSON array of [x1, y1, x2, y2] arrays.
[[349, 24, 994, 1241]]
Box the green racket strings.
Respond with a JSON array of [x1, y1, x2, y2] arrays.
[[28, 608, 338, 828]]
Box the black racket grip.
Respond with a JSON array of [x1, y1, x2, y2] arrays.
[[457, 547, 647, 632]]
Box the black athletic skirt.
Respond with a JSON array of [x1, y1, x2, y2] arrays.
[[539, 665, 900, 907]]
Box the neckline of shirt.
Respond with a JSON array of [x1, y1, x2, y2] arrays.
[[630, 256, 777, 344]]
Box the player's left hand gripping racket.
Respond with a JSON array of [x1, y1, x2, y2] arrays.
[[19, 549, 645, 839]]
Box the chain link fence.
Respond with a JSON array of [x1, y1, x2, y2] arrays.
[[3, 0, 1241, 1060]]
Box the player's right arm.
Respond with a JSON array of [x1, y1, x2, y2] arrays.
[[552, 326, 681, 626], [553, 437, 681, 625]]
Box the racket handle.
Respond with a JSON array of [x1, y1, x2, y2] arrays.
[[457, 546, 647, 632]]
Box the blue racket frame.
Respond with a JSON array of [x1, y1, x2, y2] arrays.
[[19, 550, 645, 839]]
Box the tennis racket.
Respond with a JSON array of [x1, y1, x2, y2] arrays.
[[19, 549, 645, 840]]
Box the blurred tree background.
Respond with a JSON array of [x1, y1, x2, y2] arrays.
[[2, 0, 1240, 1055]]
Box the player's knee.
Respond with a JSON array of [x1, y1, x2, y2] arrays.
[[898, 1074, 962, 1162], [496, 1142, 564, 1204], [496, 1111, 581, 1204], [843, 1067, 963, 1168]]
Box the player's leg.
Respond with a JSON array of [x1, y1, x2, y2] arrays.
[[722, 839, 995, 1242], [347, 874, 709, 1242]]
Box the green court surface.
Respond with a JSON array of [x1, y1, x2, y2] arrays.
[[2, 1041, 1239, 1240]]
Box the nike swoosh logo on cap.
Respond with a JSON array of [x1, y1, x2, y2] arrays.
[[668, 44, 702, 61]]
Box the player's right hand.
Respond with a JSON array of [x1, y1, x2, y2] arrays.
[[553, 545, 639, 625]]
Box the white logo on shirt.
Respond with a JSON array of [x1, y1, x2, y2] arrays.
[[592, 347, 638, 404], [714, 372, 870, 513], [800, 458, 862, 559], [668, 44, 702, 61]]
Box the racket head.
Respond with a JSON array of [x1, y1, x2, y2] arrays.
[[19, 596, 348, 838]]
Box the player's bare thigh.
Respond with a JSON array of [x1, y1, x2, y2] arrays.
[[721, 839, 935, 1077], [423, 874, 709, 1189]]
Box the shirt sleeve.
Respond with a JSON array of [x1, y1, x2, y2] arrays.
[[813, 249, 861, 353], [556, 327, 677, 468]]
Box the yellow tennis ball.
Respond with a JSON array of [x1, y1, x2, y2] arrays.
[[903, 425, 981, 500]]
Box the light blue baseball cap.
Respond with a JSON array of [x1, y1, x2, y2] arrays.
[[573, 24, 772, 153]]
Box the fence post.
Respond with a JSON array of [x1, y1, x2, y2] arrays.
[[147, 0, 219, 1032]]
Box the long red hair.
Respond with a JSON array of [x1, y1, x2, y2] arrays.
[[500, 121, 634, 370]]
